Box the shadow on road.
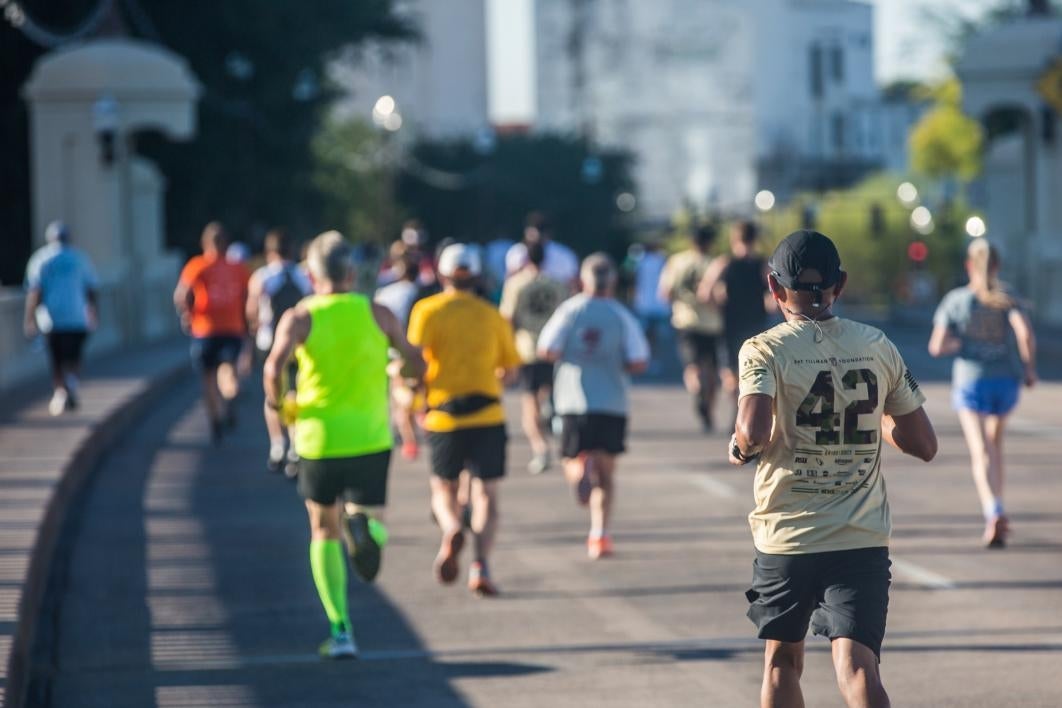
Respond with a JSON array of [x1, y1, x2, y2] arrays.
[[34, 381, 548, 707]]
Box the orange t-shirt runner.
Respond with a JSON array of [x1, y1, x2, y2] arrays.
[[179, 255, 250, 337]]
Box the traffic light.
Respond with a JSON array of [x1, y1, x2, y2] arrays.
[[907, 240, 928, 263]]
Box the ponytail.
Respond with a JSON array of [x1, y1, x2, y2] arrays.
[[967, 238, 1013, 310]]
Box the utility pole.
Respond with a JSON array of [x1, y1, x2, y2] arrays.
[[566, 0, 594, 140]]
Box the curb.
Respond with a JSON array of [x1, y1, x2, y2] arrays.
[[4, 361, 189, 708]]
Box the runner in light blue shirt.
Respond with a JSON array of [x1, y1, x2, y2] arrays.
[[23, 221, 99, 415]]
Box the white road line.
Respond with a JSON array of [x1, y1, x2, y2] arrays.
[[1010, 418, 1060, 437], [891, 558, 957, 590], [691, 475, 739, 499]]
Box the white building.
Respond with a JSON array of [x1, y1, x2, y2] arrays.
[[534, 0, 912, 217], [336, 0, 490, 138]]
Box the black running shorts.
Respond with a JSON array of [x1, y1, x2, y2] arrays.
[[47, 330, 87, 370], [519, 361, 554, 393], [298, 449, 391, 506], [560, 413, 627, 459], [745, 546, 891, 658], [427, 424, 507, 481], [190, 336, 243, 371], [676, 331, 719, 368]]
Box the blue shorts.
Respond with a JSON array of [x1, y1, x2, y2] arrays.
[[952, 377, 1020, 416]]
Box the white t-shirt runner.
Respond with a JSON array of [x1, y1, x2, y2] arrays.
[[538, 294, 649, 416], [738, 317, 925, 555]]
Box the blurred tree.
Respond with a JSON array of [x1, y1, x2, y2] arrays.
[[766, 175, 969, 308], [0, 0, 414, 284], [909, 78, 981, 182], [131, 0, 415, 253], [908, 79, 984, 182], [395, 134, 637, 259], [312, 116, 402, 244]]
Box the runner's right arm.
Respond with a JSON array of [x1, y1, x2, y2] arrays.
[[264, 306, 310, 409], [371, 302, 425, 381]]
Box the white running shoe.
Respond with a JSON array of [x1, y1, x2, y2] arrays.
[[318, 632, 358, 660], [527, 453, 551, 475], [48, 389, 68, 417]]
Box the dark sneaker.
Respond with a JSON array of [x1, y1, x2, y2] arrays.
[[344, 512, 383, 582], [575, 455, 594, 506], [984, 515, 1009, 548], [434, 528, 465, 584]]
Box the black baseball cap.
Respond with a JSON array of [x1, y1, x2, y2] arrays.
[[769, 230, 842, 291]]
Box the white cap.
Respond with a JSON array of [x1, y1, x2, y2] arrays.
[[437, 243, 482, 278], [45, 220, 70, 243]]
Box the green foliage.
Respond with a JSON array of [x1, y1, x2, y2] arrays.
[[760, 175, 969, 306], [130, 0, 415, 254], [312, 116, 401, 243], [908, 79, 984, 181], [395, 134, 637, 259]]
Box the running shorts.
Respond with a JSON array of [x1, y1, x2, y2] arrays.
[[191, 336, 243, 371], [676, 331, 719, 368], [427, 424, 507, 481], [47, 330, 88, 370], [745, 546, 891, 658], [560, 413, 627, 458], [519, 361, 554, 393], [298, 449, 391, 506], [952, 377, 1020, 416]]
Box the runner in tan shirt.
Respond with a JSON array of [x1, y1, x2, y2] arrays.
[[729, 230, 938, 708]]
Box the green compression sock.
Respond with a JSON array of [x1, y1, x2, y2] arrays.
[[309, 539, 350, 635], [368, 517, 389, 547]]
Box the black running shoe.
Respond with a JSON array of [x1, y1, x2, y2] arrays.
[[344, 512, 382, 582]]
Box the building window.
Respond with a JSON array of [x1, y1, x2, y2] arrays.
[[831, 45, 844, 83], [809, 44, 823, 98], [831, 113, 845, 154]]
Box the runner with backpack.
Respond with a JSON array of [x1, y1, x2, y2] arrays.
[[247, 228, 312, 475]]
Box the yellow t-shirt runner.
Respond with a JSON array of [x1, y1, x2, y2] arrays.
[[738, 317, 925, 554], [407, 290, 521, 432]]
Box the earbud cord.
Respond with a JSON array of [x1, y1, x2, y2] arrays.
[[782, 303, 832, 343]]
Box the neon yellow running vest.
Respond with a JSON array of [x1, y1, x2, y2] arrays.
[[294, 293, 392, 459]]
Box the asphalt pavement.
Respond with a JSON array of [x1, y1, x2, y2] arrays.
[[33, 323, 1062, 708]]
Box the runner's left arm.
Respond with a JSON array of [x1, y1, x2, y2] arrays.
[[264, 306, 310, 409], [372, 302, 425, 381]]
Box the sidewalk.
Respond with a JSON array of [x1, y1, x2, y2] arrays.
[[0, 341, 188, 708]]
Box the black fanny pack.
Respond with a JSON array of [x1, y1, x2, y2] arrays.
[[433, 394, 499, 416]]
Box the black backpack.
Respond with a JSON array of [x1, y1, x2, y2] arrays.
[[269, 265, 306, 331]]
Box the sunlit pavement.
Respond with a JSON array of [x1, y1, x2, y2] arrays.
[[41, 332, 1062, 708]]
